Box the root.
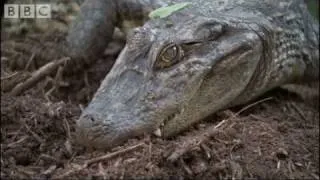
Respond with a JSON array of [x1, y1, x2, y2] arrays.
[[10, 57, 69, 96]]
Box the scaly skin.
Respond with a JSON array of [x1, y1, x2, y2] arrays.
[[68, 0, 319, 149]]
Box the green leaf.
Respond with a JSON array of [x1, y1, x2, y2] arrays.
[[148, 2, 191, 19]]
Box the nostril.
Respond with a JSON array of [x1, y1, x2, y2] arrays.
[[89, 116, 95, 122], [83, 114, 96, 122], [77, 113, 104, 132]]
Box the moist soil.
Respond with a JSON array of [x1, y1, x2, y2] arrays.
[[1, 29, 319, 179]]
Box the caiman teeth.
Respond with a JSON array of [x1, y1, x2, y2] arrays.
[[154, 110, 182, 137], [153, 128, 162, 137]]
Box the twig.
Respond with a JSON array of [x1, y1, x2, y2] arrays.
[[234, 97, 273, 116], [24, 53, 35, 70], [79, 104, 85, 112], [249, 114, 266, 121], [200, 143, 211, 159], [289, 102, 308, 122], [45, 86, 56, 102], [1, 56, 9, 61], [0, 71, 18, 80], [42, 165, 57, 176], [54, 66, 69, 87], [1, 71, 31, 92], [40, 154, 63, 165], [310, 172, 319, 180], [180, 158, 193, 176], [86, 143, 144, 165], [98, 162, 107, 178], [10, 57, 69, 96], [214, 119, 228, 129], [167, 124, 224, 162], [6, 136, 29, 148], [24, 123, 44, 143], [63, 118, 71, 139], [44, 66, 69, 101], [54, 143, 145, 179]]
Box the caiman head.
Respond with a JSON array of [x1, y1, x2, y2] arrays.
[[76, 14, 268, 149]]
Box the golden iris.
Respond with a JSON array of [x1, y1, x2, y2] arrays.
[[155, 43, 182, 70]]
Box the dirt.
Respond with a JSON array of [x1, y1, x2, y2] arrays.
[[1, 29, 319, 179]]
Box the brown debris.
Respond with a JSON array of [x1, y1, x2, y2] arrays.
[[54, 143, 145, 179], [167, 97, 274, 162], [10, 57, 70, 96], [1, 22, 319, 179]]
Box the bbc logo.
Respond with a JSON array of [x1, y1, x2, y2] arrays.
[[4, 4, 51, 18]]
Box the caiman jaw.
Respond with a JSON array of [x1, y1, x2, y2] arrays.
[[153, 108, 183, 137]]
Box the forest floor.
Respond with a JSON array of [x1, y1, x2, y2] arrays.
[[1, 19, 319, 179]]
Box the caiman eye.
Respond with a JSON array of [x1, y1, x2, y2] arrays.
[[154, 43, 183, 70]]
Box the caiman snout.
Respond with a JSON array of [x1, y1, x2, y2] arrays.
[[76, 113, 135, 149], [76, 103, 157, 149], [76, 113, 115, 149]]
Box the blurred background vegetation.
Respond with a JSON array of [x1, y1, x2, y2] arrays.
[[1, 0, 319, 35], [305, 0, 319, 20]]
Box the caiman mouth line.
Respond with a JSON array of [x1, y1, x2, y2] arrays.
[[153, 108, 183, 137]]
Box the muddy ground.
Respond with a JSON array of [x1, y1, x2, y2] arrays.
[[1, 10, 319, 180]]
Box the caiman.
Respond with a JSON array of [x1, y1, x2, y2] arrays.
[[66, 0, 319, 149]]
